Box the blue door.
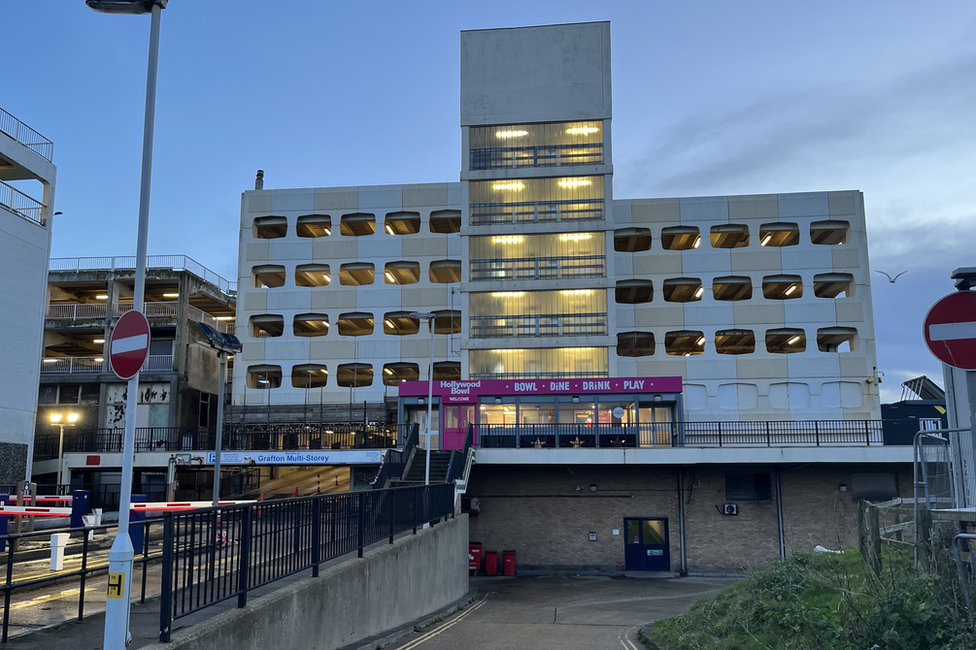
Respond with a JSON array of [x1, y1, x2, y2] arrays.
[[624, 517, 670, 571]]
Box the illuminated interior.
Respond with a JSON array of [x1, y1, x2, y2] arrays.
[[817, 327, 858, 352], [810, 220, 851, 245], [710, 224, 750, 249], [336, 363, 373, 387], [663, 278, 704, 303], [469, 120, 604, 170], [765, 329, 806, 354], [429, 210, 461, 233], [660, 226, 700, 251], [295, 264, 331, 287], [383, 311, 420, 336], [251, 265, 286, 288], [336, 312, 374, 336], [813, 273, 855, 298], [469, 347, 608, 379], [762, 275, 803, 300], [293, 313, 330, 337], [469, 290, 607, 338], [384, 261, 421, 285], [296, 214, 331, 238], [469, 232, 605, 281], [759, 222, 800, 247], [339, 212, 376, 236], [246, 365, 282, 389], [665, 331, 705, 356], [249, 314, 284, 338], [712, 276, 753, 301], [469, 176, 604, 225], [714, 329, 756, 355], [252, 216, 287, 239], [339, 262, 375, 286], [384, 212, 421, 235], [429, 259, 462, 283], [383, 362, 420, 385], [291, 365, 328, 388]]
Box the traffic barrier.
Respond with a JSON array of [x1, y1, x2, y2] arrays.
[[0, 505, 72, 516], [129, 500, 254, 512], [130, 494, 146, 552]]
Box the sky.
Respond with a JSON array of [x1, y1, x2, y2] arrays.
[[3, 1, 975, 402]]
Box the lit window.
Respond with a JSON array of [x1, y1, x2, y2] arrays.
[[712, 276, 752, 301], [384, 261, 421, 285], [762, 275, 803, 300], [382, 363, 419, 386], [248, 314, 284, 338], [660, 226, 700, 251], [247, 365, 282, 389], [759, 223, 800, 247], [252, 216, 287, 239], [296, 214, 331, 238], [251, 265, 286, 288], [663, 278, 704, 303], [810, 220, 850, 245], [293, 314, 330, 337], [295, 264, 330, 287], [715, 330, 755, 355], [291, 365, 328, 388], [339, 262, 375, 286], [765, 329, 806, 354], [665, 331, 705, 356], [339, 212, 375, 236], [710, 224, 750, 249], [336, 312, 374, 337], [384, 212, 421, 235]]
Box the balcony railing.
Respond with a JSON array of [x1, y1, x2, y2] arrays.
[[46, 303, 108, 319], [187, 304, 234, 334], [0, 106, 54, 161], [470, 255, 605, 281], [49, 255, 236, 296], [470, 198, 604, 226], [476, 420, 885, 448], [0, 179, 44, 226], [40, 354, 173, 374], [45, 301, 233, 334], [470, 312, 607, 338], [470, 142, 603, 170]]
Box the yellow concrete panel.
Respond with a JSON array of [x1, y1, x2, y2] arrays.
[[400, 338, 432, 358], [248, 193, 272, 213], [735, 357, 789, 379], [403, 185, 449, 208], [728, 196, 779, 219], [839, 355, 870, 378], [403, 235, 448, 257], [246, 242, 270, 262], [731, 250, 783, 272], [633, 305, 684, 328], [400, 286, 452, 307], [733, 302, 785, 326], [835, 301, 864, 322], [630, 200, 680, 223], [313, 238, 359, 261], [310, 289, 358, 310], [313, 189, 359, 211], [243, 292, 267, 311], [832, 247, 861, 269], [828, 193, 857, 216], [633, 253, 683, 276], [634, 357, 686, 377]]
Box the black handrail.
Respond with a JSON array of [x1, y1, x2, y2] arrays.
[[370, 423, 420, 489]]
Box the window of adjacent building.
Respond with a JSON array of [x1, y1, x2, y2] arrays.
[[850, 473, 897, 501], [726, 473, 771, 500], [429, 259, 461, 283], [817, 327, 858, 353], [468, 347, 608, 380], [810, 220, 851, 245], [660, 226, 701, 251], [252, 216, 287, 239], [813, 272, 855, 298], [251, 265, 286, 288], [663, 278, 704, 302], [710, 224, 750, 248], [468, 176, 605, 226], [665, 331, 706, 356], [615, 279, 653, 304], [613, 227, 652, 252], [429, 210, 461, 233], [469, 232, 606, 281], [336, 363, 372, 387], [339, 212, 376, 236], [469, 290, 607, 338], [468, 121, 604, 170], [762, 275, 803, 300], [759, 222, 800, 247], [383, 362, 419, 385], [58, 384, 81, 404], [336, 312, 374, 336], [384, 261, 421, 285], [291, 364, 328, 388], [712, 276, 752, 301], [432, 310, 462, 335], [295, 264, 331, 287], [293, 313, 330, 337], [38, 385, 58, 405], [296, 214, 331, 238], [766, 328, 806, 354], [433, 361, 461, 381], [339, 262, 375, 286], [714, 329, 755, 355], [617, 331, 655, 357], [249, 314, 284, 338], [247, 365, 282, 389], [384, 211, 421, 235], [383, 311, 420, 336]]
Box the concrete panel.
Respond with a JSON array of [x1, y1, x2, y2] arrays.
[[686, 356, 737, 380], [635, 357, 686, 378], [268, 240, 313, 261], [460, 22, 611, 125], [243, 292, 267, 311], [783, 300, 836, 324], [730, 249, 783, 272], [633, 254, 682, 276], [313, 238, 358, 261], [828, 192, 858, 216], [728, 195, 779, 219], [679, 197, 728, 222], [681, 249, 731, 274], [732, 302, 785, 326], [684, 303, 735, 327], [835, 301, 865, 323], [309, 339, 355, 360], [312, 188, 359, 211], [403, 235, 449, 257], [270, 191, 314, 213], [780, 248, 833, 271], [735, 356, 789, 380], [633, 305, 684, 328], [358, 185, 404, 211], [247, 192, 272, 213], [266, 291, 312, 311], [832, 247, 861, 269], [777, 192, 829, 218], [403, 184, 450, 208], [310, 289, 358, 310], [246, 242, 269, 262], [629, 199, 681, 223]]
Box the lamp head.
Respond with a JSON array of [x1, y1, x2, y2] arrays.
[[50, 413, 63, 424], [67, 413, 80, 424], [86, 0, 166, 14]]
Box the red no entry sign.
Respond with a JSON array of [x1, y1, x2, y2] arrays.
[[923, 291, 976, 371], [110, 310, 151, 380]]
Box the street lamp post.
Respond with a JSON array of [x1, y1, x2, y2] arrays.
[[50, 412, 79, 486], [410, 312, 435, 485], [86, 2, 166, 649]]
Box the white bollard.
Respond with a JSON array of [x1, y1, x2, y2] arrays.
[[94, 508, 103, 526], [50, 533, 70, 571]]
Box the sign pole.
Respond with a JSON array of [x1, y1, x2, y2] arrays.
[[103, 4, 162, 649], [212, 351, 226, 507]]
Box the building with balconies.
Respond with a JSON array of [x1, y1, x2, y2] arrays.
[[31, 255, 236, 502], [0, 106, 56, 484], [229, 21, 914, 572]]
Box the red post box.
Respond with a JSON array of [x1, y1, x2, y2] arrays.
[[468, 542, 483, 573], [502, 549, 516, 576], [484, 550, 498, 576]]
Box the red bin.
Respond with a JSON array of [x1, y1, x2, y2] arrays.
[[469, 542, 483, 573], [484, 550, 498, 576], [502, 550, 516, 576]]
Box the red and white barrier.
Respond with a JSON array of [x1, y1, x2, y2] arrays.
[[0, 505, 73, 517], [129, 500, 254, 512]]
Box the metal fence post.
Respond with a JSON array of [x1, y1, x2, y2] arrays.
[[413, 487, 419, 534], [78, 527, 90, 621], [357, 492, 366, 558], [389, 489, 396, 544], [766, 421, 771, 447], [158, 513, 174, 643], [2, 536, 14, 643], [237, 507, 253, 608], [311, 498, 321, 578]]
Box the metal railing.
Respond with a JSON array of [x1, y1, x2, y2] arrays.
[[470, 198, 604, 225], [0, 106, 54, 161], [477, 420, 885, 448], [187, 305, 234, 334], [371, 423, 419, 489], [158, 484, 454, 642], [469, 312, 607, 338], [45, 303, 108, 319], [469, 255, 605, 282], [445, 424, 475, 484], [39, 355, 173, 374], [45, 302, 233, 334], [34, 429, 216, 458], [223, 423, 396, 452], [0, 180, 43, 226], [470, 142, 603, 170], [117, 302, 179, 317], [49, 255, 236, 296]]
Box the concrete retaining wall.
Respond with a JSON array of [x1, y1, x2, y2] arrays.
[[147, 515, 468, 650]]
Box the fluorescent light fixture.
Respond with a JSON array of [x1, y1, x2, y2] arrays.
[[785, 284, 797, 295], [561, 289, 592, 295], [566, 126, 599, 135], [385, 271, 396, 283], [495, 129, 528, 139], [787, 335, 801, 345], [384, 367, 393, 375], [559, 233, 592, 241], [696, 336, 706, 346], [163, 292, 179, 298], [558, 178, 591, 188], [385, 319, 395, 328], [492, 236, 523, 244], [694, 286, 704, 298], [492, 181, 524, 191], [693, 236, 701, 249], [683, 352, 693, 357], [322, 273, 330, 283], [93, 338, 105, 344], [761, 233, 773, 246], [323, 227, 331, 236], [43, 359, 57, 364], [491, 292, 524, 297], [215, 316, 233, 321], [385, 224, 394, 235], [321, 321, 329, 326], [95, 357, 104, 362], [96, 294, 108, 300]]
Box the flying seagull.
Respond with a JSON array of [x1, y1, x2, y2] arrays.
[[875, 270, 908, 283]]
